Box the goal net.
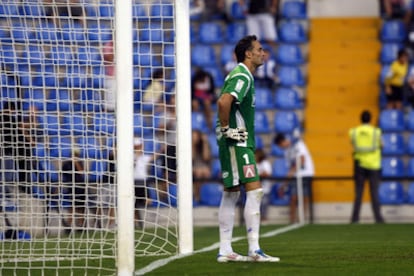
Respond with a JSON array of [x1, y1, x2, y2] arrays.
[[0, 0, 192, 274]]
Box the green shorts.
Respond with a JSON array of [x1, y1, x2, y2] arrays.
[[218, 144, 260, 188]]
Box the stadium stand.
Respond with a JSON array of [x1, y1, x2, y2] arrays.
[[378, 182, 406, 205]]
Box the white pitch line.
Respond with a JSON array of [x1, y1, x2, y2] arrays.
[[135, 223, 305, 275]]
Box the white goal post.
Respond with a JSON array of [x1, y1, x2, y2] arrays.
[[0, 0, 193, 275]]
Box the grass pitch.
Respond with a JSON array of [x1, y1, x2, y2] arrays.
[[143, 223, 414, 275]]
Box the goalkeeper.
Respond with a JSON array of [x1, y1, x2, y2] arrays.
[[215, 35, 279, 263]]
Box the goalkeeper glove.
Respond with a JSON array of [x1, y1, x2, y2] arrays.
[[220, 126, 248, 142]]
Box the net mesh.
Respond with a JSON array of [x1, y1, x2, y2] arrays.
[[0, 0, 178, 274]]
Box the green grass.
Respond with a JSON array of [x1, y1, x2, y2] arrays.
[[143, 224, 414, 275], [1, 224, 414, 275]]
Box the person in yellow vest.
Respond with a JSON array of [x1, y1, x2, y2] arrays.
[[349, 110, 385, 224], [384, 48, 409, 110]]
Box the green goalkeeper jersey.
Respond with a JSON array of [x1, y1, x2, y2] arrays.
[[217, 63, 256, 149]]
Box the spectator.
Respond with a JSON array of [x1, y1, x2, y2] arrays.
[[384, 49, 409, 110], [406, 66, 414, 107], [133, 138, 150, 227], [238, 0, 279, 46], [380, 0, 406, 19], [349, 110, 384, 224], [190, 0, 229, 22], [202, 0, 230, 22], [191, 68, 216, 129], [254, 47, 278, 88], [192, 129, 212, 202], [190, 0, 204, 17], [274, 131, 315, 224], [44, 0, 87, 27], [19, 106, 44, 192], [97, 146, 116, 229], [102, 40, 116, 112], [142, 69, 165, 110], [404, 0, 414, 49], [61, 148, 86, 229], [158, 94, 177, 185], [255, 148, 272, 222], [0, 102, 20, 197]]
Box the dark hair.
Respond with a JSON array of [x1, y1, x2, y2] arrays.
[[274, 133, 286, 146], [234, 35, 257, 63], [360, 110, 371, 123], [397, 49, 408, 59]]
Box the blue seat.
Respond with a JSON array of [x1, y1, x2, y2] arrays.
[[87, 24, 112, 42], [277, 66, 306, 87], [256, 135, 264, 150], [133, 3, 147, 20], [0, 3, 19, 16], [192, 111, 208, 132], [53, 89, 71, 112], [23, 45, 46, 66], [20, 3, 46, 16], [191, 44, 217, 66], [379, 109, 405, 132], [230, 1, 246, 20], [281, 0, 307, 19], [150, 1, 174, 19], [406, 110, 414, 131], [220, 44, 235, 65], [163, 44, 175, 67], [61, 22, 86, 43], [88, 160, 108, 182], [133, 43, 155, 66], [382, 133, 405, 155], [276, 44, 305, 66], [62, 114, 86, 136], [269, 183, 290, 206], [22, 89, 47, 111], [199, 182, 223, 206], [407, 134, 414, 155], [274, 87, 303, 110], [226, 22, 247, 44], [255, 87, 274, 110], [140, 22, 172, 43], [406, 158, 414, 177], [10, 26, 36, 43], [255, 111, 271, 133], [211, 159, 222, 179], [380, 43, 402, 64], [208, 134, 218, 158], [378, 182, 405, 204], [198, 22, 224, 44], [279, 22, 307, 43], [274, 111, 299, 134], [380, 20, 406, 42], [271, 143, 285, 157], [379, 64, 390, 85], [407, 182, 414, 204], [51, 46, 74, 65], [36, 21, 59, 42], [381, 157, 405, 178], [78, 136, 104, 159], [93, 113, 115, 135], [272, 158, 289, 177], [40, 114, 61, 136], [98, 4, 114, 17], [77, 46, 102, 65], [49, 136, 73, 158]]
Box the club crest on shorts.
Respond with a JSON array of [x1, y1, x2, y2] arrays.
[[243, 164, 256, 178]]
